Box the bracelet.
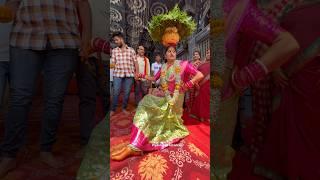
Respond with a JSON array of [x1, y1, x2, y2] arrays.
[[138, 73, 146, 78], [185, 81, 194, 89], [101, 42, 107, 52]]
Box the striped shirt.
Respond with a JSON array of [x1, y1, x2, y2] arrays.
[[111, 45, 136, 77], [9, 0, 81, 50]]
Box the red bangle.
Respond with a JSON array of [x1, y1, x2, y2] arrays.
[[138, 73, 145, 78], [185, 81, 194, 89]]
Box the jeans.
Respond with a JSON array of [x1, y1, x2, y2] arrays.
[[76, 57, 108, 145], [0, 47, 78, 157], [0, 61, 9, 109], [111, 77, 133, 111], [239, 88, 253, 120], [134, 80, 149, 105]]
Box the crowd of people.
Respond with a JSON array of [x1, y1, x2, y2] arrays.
[[109, 31, 211, 122]]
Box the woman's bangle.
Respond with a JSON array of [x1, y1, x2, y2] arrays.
[[185, 81, 194, 89], [138, 73, 146, 79]]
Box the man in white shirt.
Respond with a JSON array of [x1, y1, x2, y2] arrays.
[[134, 45, 150, 105], [151, 54, 162, 87]]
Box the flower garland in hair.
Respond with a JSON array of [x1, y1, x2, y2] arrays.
[[160, 60, 181, 106]]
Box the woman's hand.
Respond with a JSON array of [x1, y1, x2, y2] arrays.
[[272, 68, 288, 88], [145, 75, 155, 82], [195, 83, 200, 90], [150, 88, 165, 97]]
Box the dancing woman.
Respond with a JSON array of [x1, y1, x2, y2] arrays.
[[214, 0, 299, 178], [111, 5, 204, 161], [185, 50, 202, 113]]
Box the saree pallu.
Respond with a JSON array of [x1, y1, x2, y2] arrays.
[[256, 58, 320, 179], [190, 62, 210, 121], [214, 0, 283, 178], [129, 92, 189, 151], [185, 89, 196, 112], [255, 3, 320, 179], [190, 80, 210, 121], [185, 62, 201, 113]]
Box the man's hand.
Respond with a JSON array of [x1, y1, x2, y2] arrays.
[[134, 73, 139, 80], [79, 37, 92, 62], [77, 0, 92, 61], [0, 5, 14, 23]]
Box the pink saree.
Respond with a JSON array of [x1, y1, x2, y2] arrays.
[[214, 0, 283, 178], [129, 60, 199, 151], [190, 61, 210, 121], [255, 3, 320, 179], [185, 61, 201, 113]]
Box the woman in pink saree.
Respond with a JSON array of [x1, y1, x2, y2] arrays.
[[185, 50, 202, 113], [255, 2, 320, 179], [111, 46, 204, 161], [190, 49, 210, 121], [214, 0, 299, 178]]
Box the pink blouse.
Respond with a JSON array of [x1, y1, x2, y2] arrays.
[[153, 60, 199, 93], [226, 0, 283, 68]]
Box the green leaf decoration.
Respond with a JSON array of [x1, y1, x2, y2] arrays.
[[147, 4, 196, 43]]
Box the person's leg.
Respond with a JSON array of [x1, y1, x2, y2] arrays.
[[2, 62, 10, 113], [111, 77, 122, 114], [0, 62, 9, 109], [76, 57, 97, 145], [0, 47, 42, 177], [122, 77, 134, 111], [40, 48, 77, 167], [141, 81, 149, 97], [110, 81, 113, 102], [97, 61, 108, 115], [134, 80, 141, 105]]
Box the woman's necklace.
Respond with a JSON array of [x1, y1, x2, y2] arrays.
[[160, 60, 181, 103]]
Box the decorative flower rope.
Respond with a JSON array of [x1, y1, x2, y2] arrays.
[[160, 60, 182, 107]]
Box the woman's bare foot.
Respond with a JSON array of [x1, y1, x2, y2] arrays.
[[40, 152, 64, 168], [111, 146, 127, 157], [111, 146, 142, 161], [0, 157, 16, 178]]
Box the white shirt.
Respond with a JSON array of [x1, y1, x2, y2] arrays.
[[0, 0, 12, 61], [110, 68, 113, 82], [151, 62, 162, 75], [151, 62, 162, 84], [137, 56, 150, 81]]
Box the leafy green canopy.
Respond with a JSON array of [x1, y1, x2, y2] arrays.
[[147, 4, 196, 43]]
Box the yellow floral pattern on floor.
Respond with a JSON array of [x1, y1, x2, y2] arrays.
[[110, 107, 210, 180], [138, 154, 169, 180]]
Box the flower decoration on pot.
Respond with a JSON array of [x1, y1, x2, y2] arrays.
[[147, 5, 196, 47]]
